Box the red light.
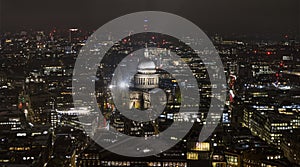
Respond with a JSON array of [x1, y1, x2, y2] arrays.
[[152, 36, 155, 40], [229, 94, 234, 102], [18, 102, 23, 109], [266, 51, 271, 55], [276, 73, 279, 77]]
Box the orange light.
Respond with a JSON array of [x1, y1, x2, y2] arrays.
[[18, 102, 23, 109]]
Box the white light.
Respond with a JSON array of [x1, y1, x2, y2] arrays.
[[229, 90, 235, 98], [143, 148, 151, 153], [69, 28, 78, 32], [119, 82, 128, 88], [17, 133, 27, 137]]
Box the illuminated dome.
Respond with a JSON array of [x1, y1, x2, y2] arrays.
[[134, 60, 159, 89], [137, 60, 156, 74]]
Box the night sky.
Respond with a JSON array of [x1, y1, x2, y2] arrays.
[[0, 0, 299, 37]]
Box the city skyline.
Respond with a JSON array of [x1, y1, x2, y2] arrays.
[[0, 2, 300, 167], [0, 27, 299, 166]]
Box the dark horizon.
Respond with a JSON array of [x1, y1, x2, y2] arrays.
[[0, 0, 299, 38]]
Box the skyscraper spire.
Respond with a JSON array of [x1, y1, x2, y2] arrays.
[[144, 43, 149, 58]]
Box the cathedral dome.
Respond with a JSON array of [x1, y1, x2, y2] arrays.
[[137, 60, 156, 74]]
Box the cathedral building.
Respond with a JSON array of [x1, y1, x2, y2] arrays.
[[129, 59, 159, 110]]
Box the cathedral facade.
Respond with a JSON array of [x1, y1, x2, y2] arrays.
[[129, 60, 159, 110]]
